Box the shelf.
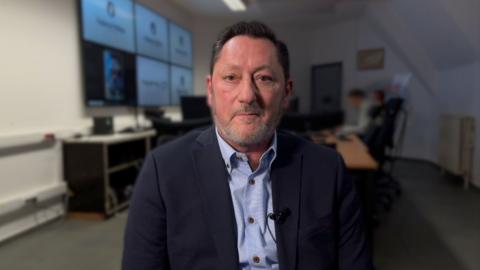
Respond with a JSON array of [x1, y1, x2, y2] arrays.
[[107, 159, 142, 174], [64, 130, 152, 218]]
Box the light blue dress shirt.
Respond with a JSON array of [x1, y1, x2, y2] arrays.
[[216, 129, 279, 269]]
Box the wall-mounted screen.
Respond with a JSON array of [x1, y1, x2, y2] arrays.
[[79, 0, 194, 108], [81, 0, 135, 52], [169, 22, 192, 67], [136, 56, 170, 107], [135, 3, 168, 61], [83, 42, 135, 107], [170, 65, 193, 105]]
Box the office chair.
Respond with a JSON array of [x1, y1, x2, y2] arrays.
[[364, 98, 404, 212]]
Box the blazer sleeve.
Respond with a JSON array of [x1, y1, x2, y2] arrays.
[[335, 155, 374, 270], [122, 153, 170, 270]]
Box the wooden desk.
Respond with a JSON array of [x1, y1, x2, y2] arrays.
[[310, 133, 378, 170]]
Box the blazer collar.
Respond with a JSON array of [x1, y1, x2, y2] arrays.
[[192, 126, 239, 270], [271, 132, 303, 270]]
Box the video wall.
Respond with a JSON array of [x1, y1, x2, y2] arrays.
[[79, 0, 193, 107]]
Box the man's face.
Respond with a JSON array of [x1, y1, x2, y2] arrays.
[[348, 96, 363, 109], [207, 36, 293, 147]]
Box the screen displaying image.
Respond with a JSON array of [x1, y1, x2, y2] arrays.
[[136, 56, 170, 107], [81, 0, 135, 52], [83, 42, 135, 107], [169, 22, 192, 67], [170, 65, 193, 105], [104, 50, 125, 101], [135, 4, 168, 61]]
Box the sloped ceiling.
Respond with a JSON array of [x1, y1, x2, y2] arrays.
[[389, 0, 477, 70], [361, 0, 479, 95]]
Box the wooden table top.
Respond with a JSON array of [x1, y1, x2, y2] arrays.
[[310, 132, 378, 171]]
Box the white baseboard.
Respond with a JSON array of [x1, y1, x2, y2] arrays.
[[0, 182, 66, 217], [0, 182, 67, 243], [0, 202, 65, 243]]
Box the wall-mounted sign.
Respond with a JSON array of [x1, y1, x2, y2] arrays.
[[357, 48, 385, 70]]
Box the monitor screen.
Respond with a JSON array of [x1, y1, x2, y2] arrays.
[[83, 42, 135, 107], [81, 0, 135, 53], [169, 22, 192, 67], [170, 65, 193, 105], [135, 3, 168, 61], [136, 56, 170, 107]]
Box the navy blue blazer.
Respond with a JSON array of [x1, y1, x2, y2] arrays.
[[123, 126, 373, 270]]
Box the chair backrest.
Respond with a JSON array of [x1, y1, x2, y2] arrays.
[[365, 98, 404, 161]]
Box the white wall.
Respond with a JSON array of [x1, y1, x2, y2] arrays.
[[438, 61, 480, 187], [473, 62, 480, 187], [434, 0, 480, 187], [0, 0, 83, 205], [271, 25, 312, 112], [191, 17, 232, 96]]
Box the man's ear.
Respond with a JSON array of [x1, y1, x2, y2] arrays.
[[206, 74, 214, 107], [281, 79, 293, 110]]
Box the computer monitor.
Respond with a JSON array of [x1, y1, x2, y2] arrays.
[[168, 22, 192, 67], [170, 65, 193, 105], [83, 42, 136, 107], [136, 56, 170, 107], [135, 3, 168, 61], [80, 0, 135, 53]]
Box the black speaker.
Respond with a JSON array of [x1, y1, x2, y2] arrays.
[[93, 117, 114, 135]]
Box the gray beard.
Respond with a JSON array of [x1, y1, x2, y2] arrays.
[[213, 109, 282, 148], [217, 118, 273, 147]]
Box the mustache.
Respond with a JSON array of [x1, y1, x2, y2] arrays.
[[233, 103, 263, 116]]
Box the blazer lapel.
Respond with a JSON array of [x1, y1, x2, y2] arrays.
[[191, 127, 239, 270], [271, 134, 303, 270]]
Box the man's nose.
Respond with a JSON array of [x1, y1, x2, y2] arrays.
[[237, 77, 257, 104]]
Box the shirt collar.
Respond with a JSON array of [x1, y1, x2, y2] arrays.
[[215, 127, 277, 174]]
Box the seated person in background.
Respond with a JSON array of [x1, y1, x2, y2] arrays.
[[338, 88, 372, 136], [368, 89, 386, 126]]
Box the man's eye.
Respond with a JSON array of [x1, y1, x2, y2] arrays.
[[223, 75, 236, 81], [259, 76, 273, 81]]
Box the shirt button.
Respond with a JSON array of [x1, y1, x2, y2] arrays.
[[247, 217, 255, 224], [249, 179, 255, 185], [253, 256, 260, 264]]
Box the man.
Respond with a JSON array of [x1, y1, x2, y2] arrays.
[[338, 89, 372, 136], [123, 21, 373, 270], [368, 89, 386, 125]]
